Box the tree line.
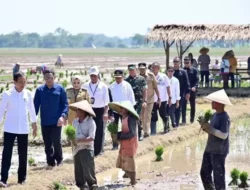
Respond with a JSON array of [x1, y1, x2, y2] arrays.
[[0, 27, 249, 48]]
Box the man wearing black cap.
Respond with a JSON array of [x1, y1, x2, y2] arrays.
[[138, 63, 160, 138], [173, 57, 190, 127], [183, 56, 199, 123], [109, 69, 136, 149], [125, 64, 147, 141], [151, 62, 172, 134]]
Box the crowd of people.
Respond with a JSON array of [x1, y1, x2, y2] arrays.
[[0, 50, 238, 190]]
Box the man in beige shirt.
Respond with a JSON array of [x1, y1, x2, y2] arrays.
[[138, 63, 160, 137]]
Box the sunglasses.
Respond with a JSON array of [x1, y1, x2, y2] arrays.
[[184, 62, 190, 64], [74, 82, 80, 84], [167, 70, 174, 72]]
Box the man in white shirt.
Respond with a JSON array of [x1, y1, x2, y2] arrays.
[[151, 62, 172, 134], [0, 72, 37, 187], [167, 66, 180, 128], [109, 69, 135, 149], [82, 66, 109, 156]]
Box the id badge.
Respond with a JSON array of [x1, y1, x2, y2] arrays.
[[90, 97, 95, 104]]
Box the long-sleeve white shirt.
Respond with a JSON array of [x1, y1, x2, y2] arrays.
[[0, 87, 37, 134], [168, 76, 181, 104], [82, 80, 109, 108], [109, 80, 136, 105]]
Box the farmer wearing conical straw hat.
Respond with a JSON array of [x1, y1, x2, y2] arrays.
[[109, 101, 139, 186], [199, 89, 232, 190], [69, 100, 98, 190], [198, 47, 211, 87]]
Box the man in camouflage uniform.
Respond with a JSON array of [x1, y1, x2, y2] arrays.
[[125, 64, 147, 141], [138, 63, 161, 137]]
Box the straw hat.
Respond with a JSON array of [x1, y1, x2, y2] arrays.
[[69, 100, 96, 117], [108, 101, 139, 119], [199, 47, 209, 54], [205, 89, 233, 106]]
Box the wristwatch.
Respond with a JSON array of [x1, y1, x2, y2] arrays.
[[169, 96, 172, 99]]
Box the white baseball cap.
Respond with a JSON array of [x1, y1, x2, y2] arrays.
[[88, 66, 99, 76]]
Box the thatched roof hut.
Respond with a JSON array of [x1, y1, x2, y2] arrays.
[[146, 24, 250, 67], [146, 24, 250, 42]]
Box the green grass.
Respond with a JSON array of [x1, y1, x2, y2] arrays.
[[0, 47, 249, 57]]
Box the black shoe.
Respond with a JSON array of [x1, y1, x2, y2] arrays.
[[144, 134, 149, 138], [57, 162, 63, 167], [18, 181, 25, 185], [180, 122, 186, 126], [90, 184, 98, 190]]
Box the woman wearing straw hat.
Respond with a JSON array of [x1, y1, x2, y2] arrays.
[[69, 100, 98, 190], [109, 101, 139, 186], [198, 89, 232, 190], [66, 76, 90, 125], [198, 47, 211, 87]]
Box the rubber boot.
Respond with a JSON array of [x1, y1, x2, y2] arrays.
[[150, 122, 157, 135], [123, 171, 129, 178], [129, 172, 136, 186], [203, 183, 215, 190], [111, 134, 118, 150]]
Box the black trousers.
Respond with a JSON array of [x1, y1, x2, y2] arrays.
[[200, 152, 227, 190], [166, 104, 176, 128], [41, 126, 63, 166], [175, 97, 185, 126], [93, 107, 104, 156], [1, 132, 28, 184], [229, 72, 235, 88], [200, 71, 210, 86], [151, 101, 167, 133], [114, 112, 122, 126], [182, 92, 196, 123], [134, 104, 142, 139]]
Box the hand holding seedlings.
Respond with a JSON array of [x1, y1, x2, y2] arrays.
[[198, 109, 213, 134], [64, 125, 76, 145]]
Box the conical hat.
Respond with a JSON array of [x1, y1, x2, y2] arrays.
[[199, 47, 209, 54], [205, 89, 233, 106], [108, 101, 139, 119], [69, 100, 96, 117]]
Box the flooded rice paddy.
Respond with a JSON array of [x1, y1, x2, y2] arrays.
[[97, 119, 250, 190]]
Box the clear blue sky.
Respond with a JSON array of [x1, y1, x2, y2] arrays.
[[0, 0, 249, 37]]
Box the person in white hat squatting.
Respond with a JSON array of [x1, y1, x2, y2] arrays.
[[199, 89, 232, 190], [55, 54, 63, 68], [109, 101, 139, 186], [82, 66, 109, 156], [69, 100, 98, 190]]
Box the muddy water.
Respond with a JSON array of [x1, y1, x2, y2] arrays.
[[97, 124, 250, 190], [0, 146, 72, 177]]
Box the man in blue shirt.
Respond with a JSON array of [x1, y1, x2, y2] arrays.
[[34, 69, 68, 168]]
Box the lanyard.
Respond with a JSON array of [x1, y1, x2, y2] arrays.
[[89, 81, 100, 97]]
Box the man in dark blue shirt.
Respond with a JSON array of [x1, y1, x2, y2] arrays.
[[34, 69, 68, 168], [199, 89, 231, 190], [183, 56, 199, 123], [173, 57, 190, 126]]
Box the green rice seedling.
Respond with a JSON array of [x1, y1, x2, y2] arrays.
[[59, 72, 64, 78], [53, 182, 67, 190], [28, 157, 36, 166], [62, 80, 68, 88], [107, 122, 118, 134], [0, 87, 4, 93], [155, 146, 164, 161], [70, 72, 74, 77], [36, 74, 40, 80], [239, 171, 249, 188], [6, 82, 9, 89], [84, 70, 87, 75], [64, 125, 76, 141], [229, 168, 240, 186]]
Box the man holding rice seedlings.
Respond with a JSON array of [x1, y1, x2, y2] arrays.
[[150, 62, 172, 134], [69, 100, 98, 190], [125, 64, 147, 141], [82, 66, 109, 156], [138, 62, 160, 138], [199, 89, 231, 190]]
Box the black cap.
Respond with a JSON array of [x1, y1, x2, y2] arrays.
[[138, 62, 147, 69], [128, 64, 136, 70], [114, 69, 123, 77], [184, 56, 190, 62]]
